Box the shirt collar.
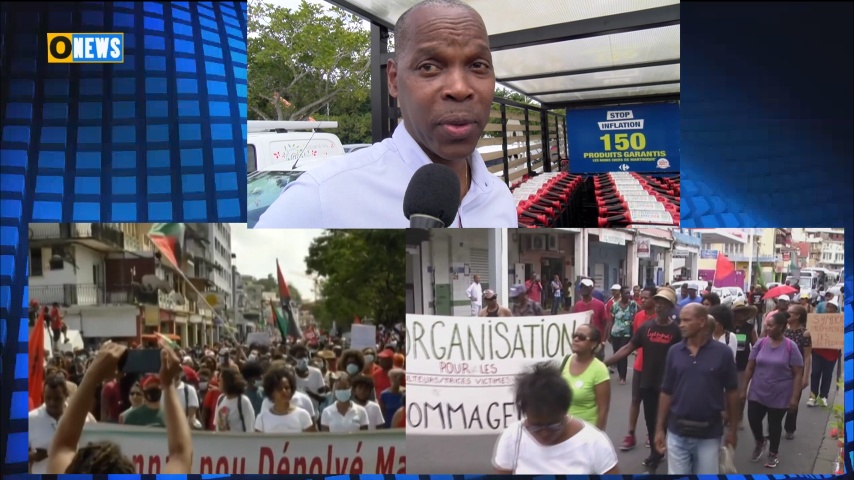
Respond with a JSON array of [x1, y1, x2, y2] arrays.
[[392, 122, 496, 200]]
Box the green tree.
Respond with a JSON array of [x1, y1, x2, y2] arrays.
[[252, 273, 302, 304], [248, 0, 371, 121], [305, 230, 405, 329]]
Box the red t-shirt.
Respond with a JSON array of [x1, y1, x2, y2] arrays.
[[50, 307, 63, 330], [526, 280, 543, 304], [632, 309, 656, 371], [203, 386, 221, 430], [814, 348, 840, 362], [573, 298, 607, 336], [373, 369, 391, 399], [100, 380, 122, 422]]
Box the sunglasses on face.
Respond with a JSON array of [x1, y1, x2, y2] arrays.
[[572, 333, 591, 341], [525, 418, 565, 434]]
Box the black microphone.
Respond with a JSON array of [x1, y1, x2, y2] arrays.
[[403, 163, 461, 228]]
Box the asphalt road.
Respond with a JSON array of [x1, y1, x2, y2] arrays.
[[406, 359, 838, 474]]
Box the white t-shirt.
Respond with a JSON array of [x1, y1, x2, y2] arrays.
[[466, 282, 483, 306], [715, 331, 738, 360], [261, 390, 316, 419], [358, 400, 385, 429], [254, 122, 518, 228], [296, 366, 326, 412], [214, 394, 256, 433], [321, 402, 369, 433], [493, 419, 618, 474], [28, 405, 96, 474], [161, 381, 199, 412], [254, 406, 313, 433]]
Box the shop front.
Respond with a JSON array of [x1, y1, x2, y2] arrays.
[[510, 230, 579, 307], [635, 230, 673, 288], [587, 229, 632, 290]]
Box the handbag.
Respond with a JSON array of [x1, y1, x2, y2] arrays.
[[719, 444, 737, 473]]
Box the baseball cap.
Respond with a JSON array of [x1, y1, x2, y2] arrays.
[[777, 294, 791, 302], [800, 292, 810, 299], [687, 283, 699, 290], [611, 284, 621, 291], [378, 348, 395, 359], [510, 284, 527, 297], [483, 289, 497, 300], [828, 297, 840, 308], [580, 278, 594, 288], [653, 288, 677, 305], [142, 375, 161, 390]]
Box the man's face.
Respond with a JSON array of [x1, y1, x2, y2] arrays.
[[388, 6, 494, 163], [654, 297, 672, 317], [679, 306, 705, 338], [777, 300, 789, 310], [473, 275, 480, 284], [44, 385, 66, 418], [681, 286, 688, 297], [581, 285, 592, 297], [641, 290, 654, 310]]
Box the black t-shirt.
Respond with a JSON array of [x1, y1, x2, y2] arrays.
[[750, 292, 764, 313], [731, 321, 755, 371], [630, 319, 682, 390]]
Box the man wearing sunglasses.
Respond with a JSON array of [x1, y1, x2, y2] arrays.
[[478, 289, 512, 317]]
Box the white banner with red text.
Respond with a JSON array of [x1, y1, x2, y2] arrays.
[[78, 423, 405, 474], [405, 311, 591, 434]]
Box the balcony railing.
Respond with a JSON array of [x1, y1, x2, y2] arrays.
[[29, 284, 137, 307], [29, 223, 124, 250]]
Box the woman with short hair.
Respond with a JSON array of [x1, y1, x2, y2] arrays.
[[492, 362, 619, 474]]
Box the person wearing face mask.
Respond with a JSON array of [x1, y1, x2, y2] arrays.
[[340, 349, 367, 379], [241, 362, 265, 417], [291, 345, 327, 414], [201, 370, 221, 431], [123, 375, 166, 427], [362, 347, 382, 376], [372, 348, 395, 399], [320, 376, 369, 432]]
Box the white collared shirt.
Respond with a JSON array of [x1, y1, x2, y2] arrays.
[[29, 404, 96, 474], [466, 282, 483, 306], [254, 122, 518, 228]]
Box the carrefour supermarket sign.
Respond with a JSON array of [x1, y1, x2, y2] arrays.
[[567, 103, 680, 174]]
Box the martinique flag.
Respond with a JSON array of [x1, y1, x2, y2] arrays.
[[148, 223, 186, 268], [276, 259, 303, 340], [29, 309, 46, 408]]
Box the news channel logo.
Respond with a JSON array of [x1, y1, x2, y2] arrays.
[[47, 33, 124, 63]]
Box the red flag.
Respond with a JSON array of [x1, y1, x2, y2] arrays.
[[354, 315, 361, 325], [29, 310, 46, 408], [715, 253, 736, 285]]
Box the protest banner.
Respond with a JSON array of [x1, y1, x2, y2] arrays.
[[807, 313, 844, 349], [405, 311, 592, 434], [246, 332, 271, 346], [350, 324, 377, 350], [78, 423, 405, 474]]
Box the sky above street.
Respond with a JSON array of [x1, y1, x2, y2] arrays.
[[228, 224, 323, 300]]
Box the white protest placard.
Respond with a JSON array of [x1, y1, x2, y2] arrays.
[[246, 332, 271, 347], [78, 423, 405, 474], [405, 311, 592, 435], [807, 313, 844, 349], [350, 324, 377, 350]]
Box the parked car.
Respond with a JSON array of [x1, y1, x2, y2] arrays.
[[247, 155, 347, 228], [712, 287, 734, 307], [248, 121, 345, 174]]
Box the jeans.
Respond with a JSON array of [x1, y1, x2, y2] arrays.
[[551, 297, 561, 315], [811, 352, 835, 399], [747, 400, 786, 454], [666, 431, 721, 474], [640, 387, 664, 464], [610, 336, 631, 381]]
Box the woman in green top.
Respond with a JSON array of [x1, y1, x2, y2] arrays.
[[561, 324, 611, 430], [610, 287, 638, 385]]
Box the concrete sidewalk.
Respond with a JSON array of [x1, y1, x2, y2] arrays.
[[812, 381, 844, 475]]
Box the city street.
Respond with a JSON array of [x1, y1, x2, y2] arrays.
[[406, 361, 838, 474]]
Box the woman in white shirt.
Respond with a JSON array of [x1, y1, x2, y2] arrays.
[[320, 375, 369, 433], [254, 367, 315, 433], [214, 366, 256, 433], [492, 362, 619, 475], [351, 375, 385, 429], [709, 305, 738, 359]]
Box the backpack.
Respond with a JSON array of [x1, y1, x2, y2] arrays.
[[217, 394, 247, 432]]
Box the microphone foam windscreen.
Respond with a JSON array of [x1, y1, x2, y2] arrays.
[[403, 163, 461, 226]]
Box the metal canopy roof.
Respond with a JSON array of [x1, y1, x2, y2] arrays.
[[325, 0, 680, 109]]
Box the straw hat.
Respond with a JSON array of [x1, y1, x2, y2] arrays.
[[732, 299, 758, 316], [653, 288, 677, 305]]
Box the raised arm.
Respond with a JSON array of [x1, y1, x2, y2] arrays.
[[160, 345, 193, 473]]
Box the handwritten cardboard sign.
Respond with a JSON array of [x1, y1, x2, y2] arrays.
[[807, 313, 844, 349]]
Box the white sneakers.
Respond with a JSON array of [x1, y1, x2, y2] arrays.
[[807, 396, 828, 407]]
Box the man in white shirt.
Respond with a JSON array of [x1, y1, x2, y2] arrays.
[[254, 0, 516, 228], [291, 345, 328, 414], [29, 375, 95, 474], [162, 376, 199, 427], [466, 275, 483, 316]]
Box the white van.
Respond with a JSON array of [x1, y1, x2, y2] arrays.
[[248, 121, 346, 173]]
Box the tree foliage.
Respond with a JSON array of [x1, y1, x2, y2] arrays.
[[242, 274, 302, 304], [304, 230, 405, 329], [248, 0, 371, 121]]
